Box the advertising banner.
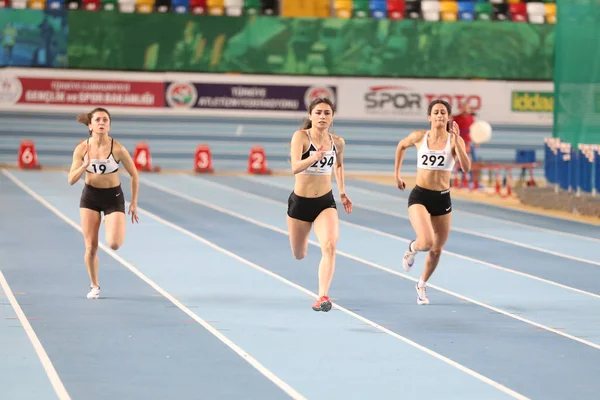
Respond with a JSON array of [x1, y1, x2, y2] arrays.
[[504, 84, 554, 126], [338, 78, 554, 126], [164, 81, 336, 112], [0, 73, 164, 108], [0, 68, 553, 127]]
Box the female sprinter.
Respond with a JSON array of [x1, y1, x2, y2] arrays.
[[394, 100, 471, 305], [67, 107, 140, 299], [287, 97, 352, 312]]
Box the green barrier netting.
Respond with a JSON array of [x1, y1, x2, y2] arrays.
[[66, 11, 554, 80], [553, 0, 600, 145]]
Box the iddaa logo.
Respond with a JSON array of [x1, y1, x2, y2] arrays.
[[512, 92, 553, 112]]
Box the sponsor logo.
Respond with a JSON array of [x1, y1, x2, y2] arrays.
[[0, 73, 23, 105], [165, 82, 198, 108], [364, 85, 481, 116], [512, 91, 553, 112], [365, 86, 422, 115], [304, 86, 337, 109]]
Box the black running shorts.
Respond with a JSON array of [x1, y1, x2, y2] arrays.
[[408, 185, 452, 216], [80, 183, 125, 215], [287, 190, 337, 223]]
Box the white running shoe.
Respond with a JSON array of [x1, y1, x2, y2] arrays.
[[403, 241, 417, 272], [87, 286, 100, 299], [416, 284, 429, 305]]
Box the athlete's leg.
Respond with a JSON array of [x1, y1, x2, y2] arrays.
[[287, 216, 312, 260], [408, 204, 435, 251], [422, 213, 451, 282], [402, 204, 434, 271], [415, 212, 452, 305], [311, 208, 339, 312], [313, 208, 339, 297], [104, 211, 126, 251], [80, 208, 101, 298]]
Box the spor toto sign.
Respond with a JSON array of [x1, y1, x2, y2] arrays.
[[423, 94, 481, 112], [364, 85, 482, 114]]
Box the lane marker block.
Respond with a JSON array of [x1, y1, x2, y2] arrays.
[[195, 144, 214, 173], [18, 140, 41, 169], [248, 146, 271, 175], [133, 142, 161, 172]]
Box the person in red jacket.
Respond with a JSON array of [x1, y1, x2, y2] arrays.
[[452, 103, 480, 187], [452, 103, 477, 161]]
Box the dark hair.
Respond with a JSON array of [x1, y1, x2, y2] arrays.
[[427, 99, 451, 116], [300, 97, 335, 130], [427, 100, 452, 131], [77, 107, 111, 135]]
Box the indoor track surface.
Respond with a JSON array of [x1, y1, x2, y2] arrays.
[[1, 169, 599, 400]]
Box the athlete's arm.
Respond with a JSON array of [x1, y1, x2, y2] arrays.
[[115, 141, 139, 205], [394, 130, 425, 179], [333, 135, 352, 213], [453, 135, 472, 173], [290, 130, 322, 174], [333, 135, 346, 195], [67, 142, 88, 185]]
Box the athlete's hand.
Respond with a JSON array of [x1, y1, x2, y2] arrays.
[[340, 192, 352, 214], [82, 143, 91, 169], [449, 121, 459, 146], [312, 146, 325, 162], [128, 202, 139, 224], [396, 176, 406, 191]]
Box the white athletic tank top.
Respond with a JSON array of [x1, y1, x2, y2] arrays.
[[84, 138, 120, 175], [299, 130, 337, 176], [417, 131, 455, 172]]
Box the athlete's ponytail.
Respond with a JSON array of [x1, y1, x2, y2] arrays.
[[301, 118, 312, 129]]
